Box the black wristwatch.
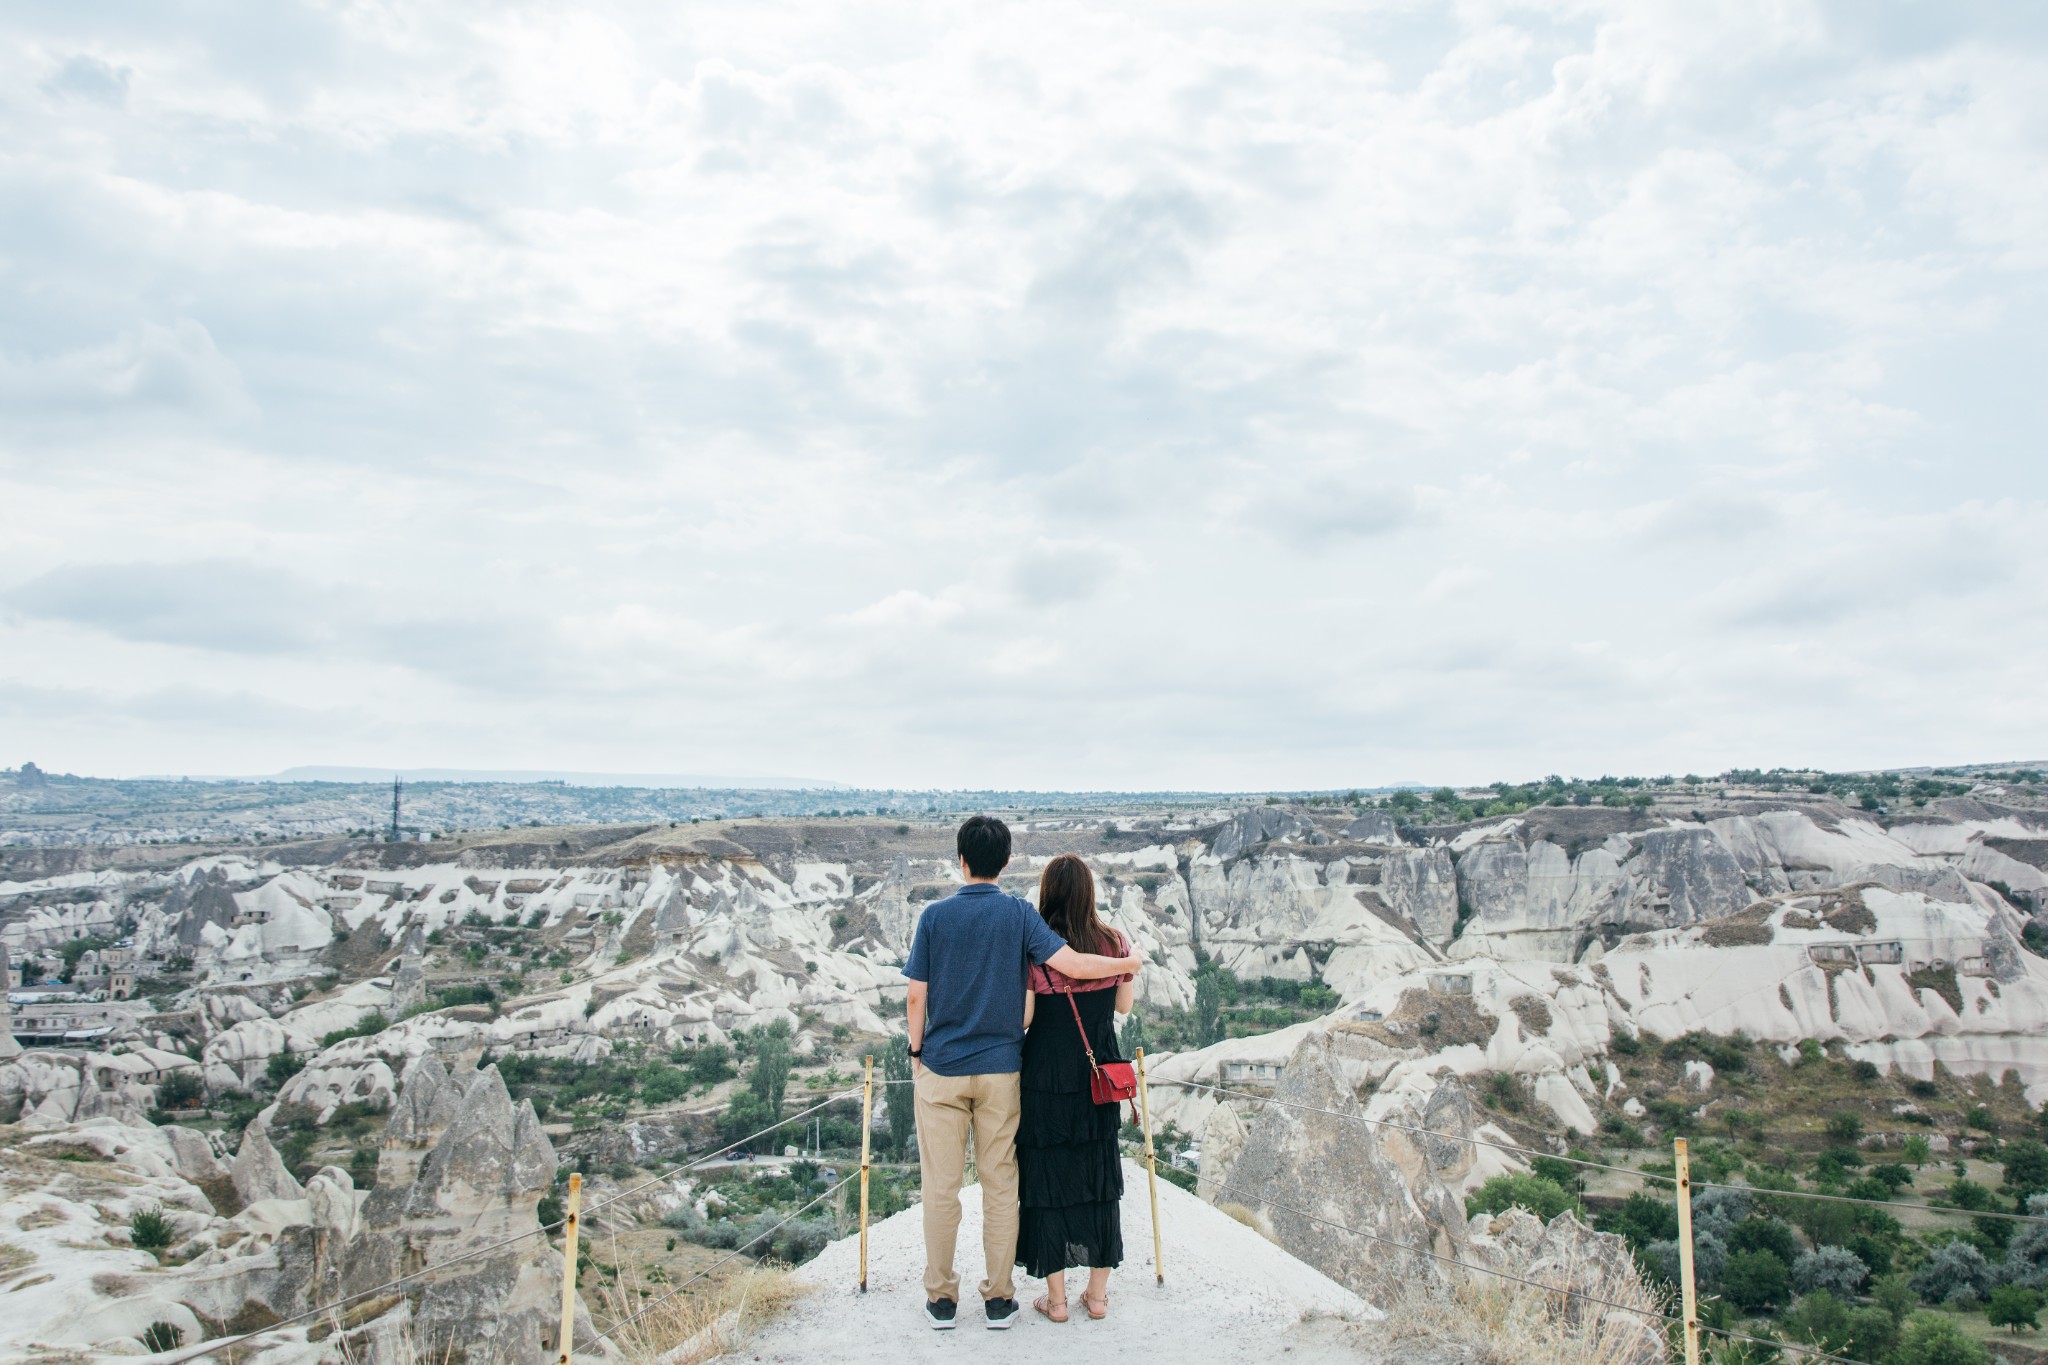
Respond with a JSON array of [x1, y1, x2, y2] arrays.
[[908, 1046, 923, 1058]]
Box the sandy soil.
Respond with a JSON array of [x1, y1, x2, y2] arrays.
[[717, 1159, 1375, 1364]]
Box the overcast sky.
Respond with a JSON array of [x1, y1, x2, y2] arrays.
[[2, 2, 2044, 791]]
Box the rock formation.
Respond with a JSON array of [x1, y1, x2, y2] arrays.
[[230, 1122, 307, 1206], [1217, 1035, 1470, 1301], [391, 921, 429, 1017]]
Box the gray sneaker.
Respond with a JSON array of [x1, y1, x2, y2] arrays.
[[926, 1297, 957, 1330]]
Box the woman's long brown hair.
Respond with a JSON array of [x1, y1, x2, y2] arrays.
[[1037, 853, 1114, 958]]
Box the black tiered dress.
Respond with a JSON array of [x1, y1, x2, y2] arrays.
[[1016, 948, 1127, 1277]]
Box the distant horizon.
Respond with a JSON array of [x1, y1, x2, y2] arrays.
[[12, 757, 2044, 797]]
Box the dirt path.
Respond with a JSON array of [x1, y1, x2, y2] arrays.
[[719, 1160, 1375, 1364]]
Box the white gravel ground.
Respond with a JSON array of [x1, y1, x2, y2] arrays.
[[718, 1160, 1376, 1364]]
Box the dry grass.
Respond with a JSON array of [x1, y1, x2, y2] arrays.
[[590, 1264, 805, 1365], [1360, 1259, 1671, 1365]]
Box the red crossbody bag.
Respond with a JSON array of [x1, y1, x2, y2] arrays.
[[1063, 986, 1139, 1109]]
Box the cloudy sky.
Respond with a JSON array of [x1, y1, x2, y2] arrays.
[[2, 2, 2044, 791]]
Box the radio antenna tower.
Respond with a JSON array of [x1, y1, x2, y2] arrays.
[[389, 776, 403, 842]]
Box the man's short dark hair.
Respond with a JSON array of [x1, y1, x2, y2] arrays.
[[957, 815, 1011, 879]]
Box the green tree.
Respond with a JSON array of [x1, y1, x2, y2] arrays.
[[1122, 1009, 1150, 1060], [1886, 1312, 1992, 1365], [750, 1020, 794, 1117], [1723, 1249, 1791, 1311], [1989, 1286, 2043, 1334], [883, 1037, 914, 1160], [154, 1070, 205, 1110], [1828, 1111, 1865, 1142], [1464, 1173, 1577, 1222], [265, 1050, 304, 1089], [1194, 974, 1224, 1047], [2002, 1140, 2048, 1201], [1902, 1135, 1931, 1168]]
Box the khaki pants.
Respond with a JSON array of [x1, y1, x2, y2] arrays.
[[914, 1068, 1022, 1302]]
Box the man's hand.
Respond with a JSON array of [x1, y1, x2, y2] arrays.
[[905, 978, 927, 1079]]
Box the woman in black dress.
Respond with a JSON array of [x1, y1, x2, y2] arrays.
[[1018, 852, 1136, 1323]]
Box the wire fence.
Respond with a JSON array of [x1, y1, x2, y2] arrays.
[[149, 1055, 2022, 1365], [1148, 1075, 2048, 1225], [585, 1171, 860, 1349], [161, 1086, 868, 1364]]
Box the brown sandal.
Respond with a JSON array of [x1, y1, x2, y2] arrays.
[[1033, 1294, 1069, 1323], [1082, 1290, 1108, 1320]]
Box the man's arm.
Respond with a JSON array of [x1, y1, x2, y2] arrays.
[[1047, 944, 1142, 981], [906, 979, 927, 1074]]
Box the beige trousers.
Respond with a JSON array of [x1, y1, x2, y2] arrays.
[[914, 1067, 1022, 1302]]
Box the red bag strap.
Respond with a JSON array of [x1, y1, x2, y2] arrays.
[[1060, 929, 1126, 1077], [1064, 986, 1101, 1075]]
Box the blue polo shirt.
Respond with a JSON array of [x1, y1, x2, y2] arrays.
[[904, 883, 1068, 1076]]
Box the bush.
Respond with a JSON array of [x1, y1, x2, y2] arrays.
[[1886, 1312, 1992, 1365], [1465, 1173, 1577, 1222], [1912, 1241, 1995, 1305], [1783, 1290, 1897, 1362], [2003, 1194, 2048, 1289], [1827, 1112, 1864, 1142], [140, 1322, 184, 1352], [1723, 1249, 1791, 1310], [321, 1010, 389, 1048], [1792, 1245, 1869, 1296], [1594, 1191, 1678, 1251], [1989, 1285, 2043, 1334], [1728, 1217, 1800, 1268], [130, 1205, 174, 1250], [154, 1070, 205, 1110], [2004, 1140, 2048, 1200], [264, 1050, 304, 1089]]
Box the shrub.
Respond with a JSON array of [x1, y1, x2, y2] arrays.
[[2004, 1139, 2048, 1200], [1783, 1290, 1897, 1362], [1868, 1163, 1914, 1191], [140, 1322, 183, 1352], [1596, 1191, 1679, 1251], [1465, 1174, 1576, 1222], [264, 1050, 304, 1088], [1912, 1241, 1995, 1305], [1886, 1312, 1992, 1365], [1966, 1105, 1997, 1133], [1727, 1217, 1800, 1268], [2005, 1194, 2048, 1289], [154, 1070, 205, 1110], [1792, 1245, 1869, 1296], [1827, 1112, 1864, 1142], [1723, 1249, 1791, 1310], [130, 1205, 174, 1250], [320, 1010, 389, 1048], [1989, 1285, 2044, 1334]]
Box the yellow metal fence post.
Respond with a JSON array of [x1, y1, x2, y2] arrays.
[[1136, 1047, 1164, 1287], [859, 1055, 873, 1293], [555, 1171, 582, 1365], [1675, 1137, 1700, 1365]]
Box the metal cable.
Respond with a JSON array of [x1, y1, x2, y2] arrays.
[[163, 1087, 866, 1362], [585, 1172, 859, 1347], [1220, 1180, 1866, 1365], [1153, 1076, 2048, 1225]]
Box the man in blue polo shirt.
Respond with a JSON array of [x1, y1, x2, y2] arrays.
[[904, 814, 1142, 1330]]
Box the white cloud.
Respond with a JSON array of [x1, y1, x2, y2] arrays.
[[1, 1, 2045, 787]]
